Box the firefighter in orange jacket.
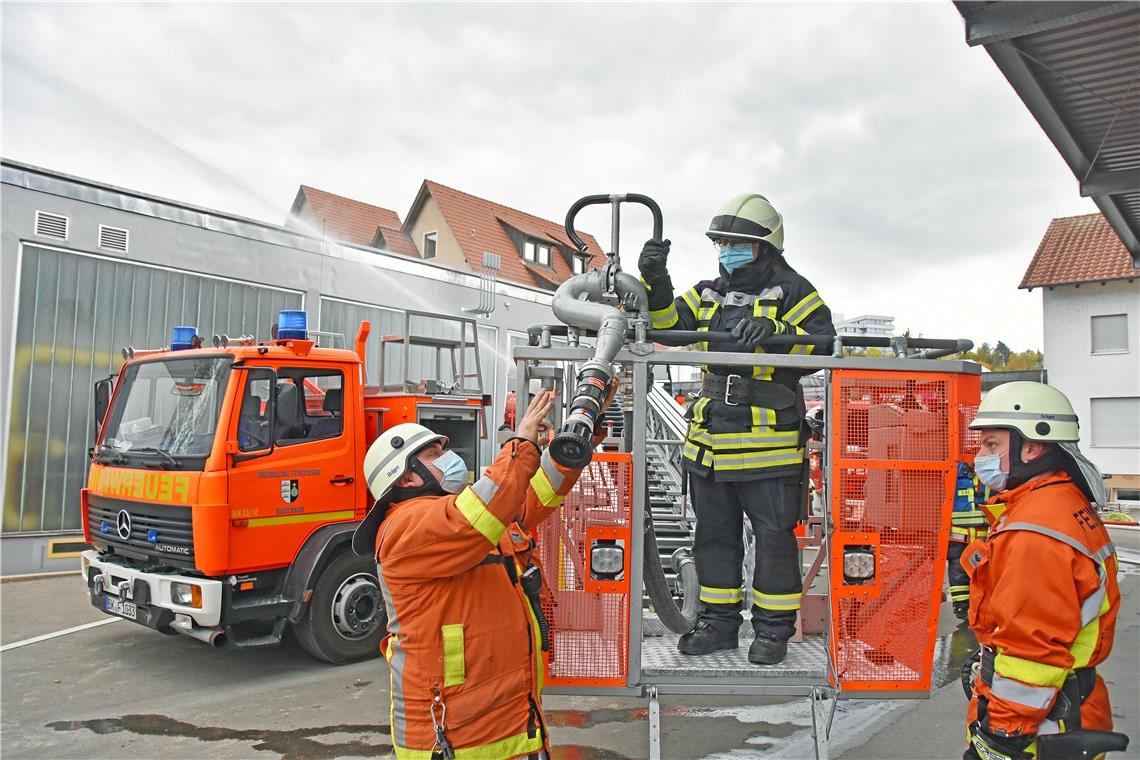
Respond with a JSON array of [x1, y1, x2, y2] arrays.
[[352, 385, 616, 759], [961, 382, 1127, 760]]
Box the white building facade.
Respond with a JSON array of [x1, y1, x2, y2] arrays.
[[1024, 213, 1140, 506]]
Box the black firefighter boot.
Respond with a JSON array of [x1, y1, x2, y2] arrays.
[[677, 620, 738, 655], [748, 631, 788, 665]]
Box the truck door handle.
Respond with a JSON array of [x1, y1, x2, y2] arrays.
[[330, 476, 354, 485]]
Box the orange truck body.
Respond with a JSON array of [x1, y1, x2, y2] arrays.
[[80, 327, 484, 662]]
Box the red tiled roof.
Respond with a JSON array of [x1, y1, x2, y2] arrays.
[[1021, 213, 1139, 289], [288, 185, 419, 258], [413, 180, 603, 290]]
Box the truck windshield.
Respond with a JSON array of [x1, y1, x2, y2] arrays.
[[99, 356, 233, 469]]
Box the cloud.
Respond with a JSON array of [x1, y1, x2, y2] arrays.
[[2, 2, 1096, 351]]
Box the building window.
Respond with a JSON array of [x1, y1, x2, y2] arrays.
[[423, 231, 437, 259], [1091, 314, 1128, 354], [572, 255, 586, 274], [523, 239, 551, 266], [1090, 397, 1140, 448]]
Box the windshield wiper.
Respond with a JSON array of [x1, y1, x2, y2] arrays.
[[93, 444, 126, 464], [129, 447, 182, 469]]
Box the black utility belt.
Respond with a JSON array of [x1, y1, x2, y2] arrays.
[[701, 374, 797, 409]]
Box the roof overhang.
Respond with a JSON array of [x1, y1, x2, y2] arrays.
[[955, 1, 1140, 266]]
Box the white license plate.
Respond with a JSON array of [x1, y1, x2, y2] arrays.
[[104, 596, 137, 620]]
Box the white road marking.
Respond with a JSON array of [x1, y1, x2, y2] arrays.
[[0, 618, 122, 652]]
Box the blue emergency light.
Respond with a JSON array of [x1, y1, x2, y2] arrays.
[[171, 326, 197, 351], [147, 529, 159, 543], [277, 310, 308, 340], [101, 520, 111, 534]]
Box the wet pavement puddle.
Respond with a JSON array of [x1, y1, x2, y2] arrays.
[[46, 713, 632, 759]]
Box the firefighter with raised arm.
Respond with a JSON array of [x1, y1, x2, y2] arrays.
[[352, 383, 617, 759], [962, 382, 1128, 760], [638, 193, 836, 665]]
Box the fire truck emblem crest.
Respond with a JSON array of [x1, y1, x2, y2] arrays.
[[280, 479, 299, 503]]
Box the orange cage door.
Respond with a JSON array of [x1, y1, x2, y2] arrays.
[[828, 370, 980, 693], [536, 453, 633, 688]]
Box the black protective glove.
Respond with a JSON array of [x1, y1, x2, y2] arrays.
[[731, 315, 787, 348], [638, 239, 671, 283], [965, 722, 1034, 760]]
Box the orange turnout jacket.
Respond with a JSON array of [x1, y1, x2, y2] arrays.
[[374, 434, 599, 759], [963, 473, 1119, 740]]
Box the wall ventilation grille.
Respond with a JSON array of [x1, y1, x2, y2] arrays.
[[98, 225, 129, 253], [34, 211, 69, 240]]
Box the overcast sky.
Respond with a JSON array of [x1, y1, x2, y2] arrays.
[[2, 2, 1098, 351]]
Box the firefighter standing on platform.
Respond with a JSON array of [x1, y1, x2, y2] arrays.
[[352, 384, 616, 759], [638, 193, 835, 665], [948, 461, 989, 620], [961, 382, 1128, 760]]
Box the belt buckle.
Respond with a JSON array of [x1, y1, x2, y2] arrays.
[[724, 374, 741, 406]]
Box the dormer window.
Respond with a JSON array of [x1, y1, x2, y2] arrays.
[[572, 255, 587, 274], [423, 231, 438, 259], [523, 240, 551, 266]]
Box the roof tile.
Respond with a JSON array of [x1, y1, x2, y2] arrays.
[[1020, 212, 1139, 288], [421, 180, 604, 290], [291, 185, 419, 258]]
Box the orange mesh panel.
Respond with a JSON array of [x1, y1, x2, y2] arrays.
[[537, 453, 631, 687], [829, 370, 968, 692]]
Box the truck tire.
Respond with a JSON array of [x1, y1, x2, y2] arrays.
[[294, 549, 387, 664]]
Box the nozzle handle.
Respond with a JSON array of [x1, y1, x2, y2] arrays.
[[565, 194, 663, 255]]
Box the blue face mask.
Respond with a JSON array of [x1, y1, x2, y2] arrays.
[[972, 451, 1008, 492], [432, 449, 469, 494], [718, 243, 755, 274]]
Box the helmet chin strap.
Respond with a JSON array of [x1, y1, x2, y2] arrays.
[[386, 456, 446, 505]]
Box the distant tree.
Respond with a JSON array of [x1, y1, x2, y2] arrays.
[[994, 341, 1013, 367], [959, 342, 1042, 371], [1005, 350, 1044, 371]]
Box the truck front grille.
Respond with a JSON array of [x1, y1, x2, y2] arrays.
[[87, 495, 195, 567]]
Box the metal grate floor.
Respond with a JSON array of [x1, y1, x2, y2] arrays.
[[642, 625, 829, 681]]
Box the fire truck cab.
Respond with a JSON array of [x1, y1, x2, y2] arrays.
[[81, 310, 486, 663]]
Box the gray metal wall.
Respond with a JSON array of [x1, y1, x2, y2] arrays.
[[1, 160, 559, 573], [5, 244, 302, 534]]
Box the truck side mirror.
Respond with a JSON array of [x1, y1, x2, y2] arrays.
[[93, 377, 114, 440]]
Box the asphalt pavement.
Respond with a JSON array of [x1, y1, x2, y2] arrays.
[[2, 532, 1137, 760]]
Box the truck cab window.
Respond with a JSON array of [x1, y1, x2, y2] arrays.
[[274, 368, 344, 446], [238, 370, 275, 452]]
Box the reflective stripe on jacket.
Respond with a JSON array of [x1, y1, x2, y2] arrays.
[[950, 461, 990, 543], [375, 436, 594, 758], [962, 473, 1119, 736], [647, 264, 834, 481]]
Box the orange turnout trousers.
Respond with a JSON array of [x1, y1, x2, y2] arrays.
[[963, 473, 1119, 748], [374, 434, 600, 759]]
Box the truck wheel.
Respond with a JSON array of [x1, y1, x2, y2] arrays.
[[295, 550, 387, 664]]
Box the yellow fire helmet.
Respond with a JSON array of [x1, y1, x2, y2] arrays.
[[970, 382, 1106, 507], [969, 381, 1079, 441], [705, 193, 784, 252], [352, 423, 448, 555]]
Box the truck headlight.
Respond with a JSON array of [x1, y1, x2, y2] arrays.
[[590, 541, 624, 580], [843, 546, 876, 584], [171, 582, 203, 608]]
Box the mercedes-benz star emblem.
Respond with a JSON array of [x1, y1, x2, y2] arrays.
[[116, 509, 132, 540]]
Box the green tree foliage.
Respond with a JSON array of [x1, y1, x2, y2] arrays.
[[960, 341, 1043, 370]]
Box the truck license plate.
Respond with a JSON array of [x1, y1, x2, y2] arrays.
[[104, 596, 137, 620]]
